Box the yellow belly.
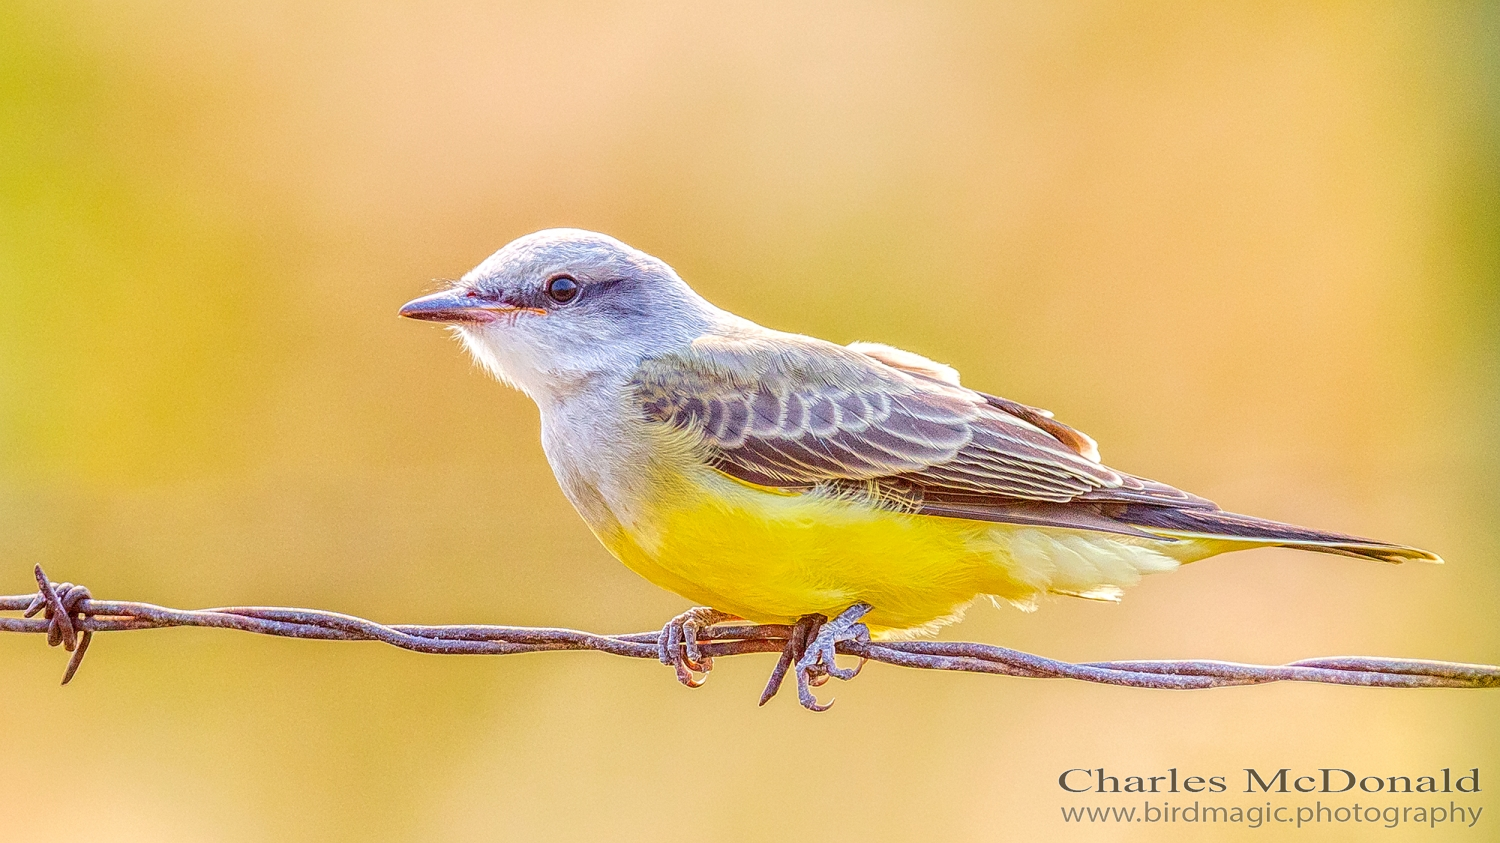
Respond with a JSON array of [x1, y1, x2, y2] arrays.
[[596, 464, 1211, 635]]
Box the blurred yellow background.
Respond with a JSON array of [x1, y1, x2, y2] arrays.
[[1, 2, 1496, 840]]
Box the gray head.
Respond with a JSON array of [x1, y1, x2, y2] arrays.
[[400, 229, 720, 400]]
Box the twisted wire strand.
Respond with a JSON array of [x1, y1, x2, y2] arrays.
[[3, 565, 1496, 691]]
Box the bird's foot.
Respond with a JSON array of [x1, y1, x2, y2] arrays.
[[759, 602, 873, 711], [658, 606, 735, 687]]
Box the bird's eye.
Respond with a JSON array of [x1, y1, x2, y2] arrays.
[[545, 275, 579, 304]]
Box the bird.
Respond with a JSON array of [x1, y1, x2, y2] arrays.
[[399, 228, 1440, 709]]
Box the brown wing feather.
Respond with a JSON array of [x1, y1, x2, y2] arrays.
[[631, 334, 1208, 523], [849, 341, 1103, 462]]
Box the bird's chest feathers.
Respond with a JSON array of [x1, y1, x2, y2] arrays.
[[538, 389, 688, 544]]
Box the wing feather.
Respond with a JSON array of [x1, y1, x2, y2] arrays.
[[630, 334, 1213, 525]]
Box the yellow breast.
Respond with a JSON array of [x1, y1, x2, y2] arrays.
[[566, 422, 1207, 635], [600, 479, 990, 632]]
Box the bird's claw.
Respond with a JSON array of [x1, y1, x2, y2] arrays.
[[760, 602, 872, 711], [658, 607, 733, 688]]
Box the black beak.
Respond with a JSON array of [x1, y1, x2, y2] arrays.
[[398, 290, 542, 325]]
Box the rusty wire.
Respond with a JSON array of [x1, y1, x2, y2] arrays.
[[3, 565, 1497, 703]]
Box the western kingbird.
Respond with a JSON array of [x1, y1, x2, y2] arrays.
[[400, 228, 1439, 709]]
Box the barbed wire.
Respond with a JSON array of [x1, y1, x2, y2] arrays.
[[3, 565, 1496, 709]]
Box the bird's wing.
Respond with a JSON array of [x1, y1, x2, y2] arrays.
[[847, 341, 1102, 462], [629, 333, 1214, 525]]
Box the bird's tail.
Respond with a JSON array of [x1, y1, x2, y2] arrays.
[[1121, 506, 1442, 565]]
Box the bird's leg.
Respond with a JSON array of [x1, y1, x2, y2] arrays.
[[759, 602, 873, 711], [658, 606, 735, 687], [794, 602, 872, 710]]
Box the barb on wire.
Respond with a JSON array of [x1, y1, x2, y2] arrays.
[[2, 565, 1496, 709]]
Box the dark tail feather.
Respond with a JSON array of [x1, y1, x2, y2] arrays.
[[1120, 506, 1442, 564]]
